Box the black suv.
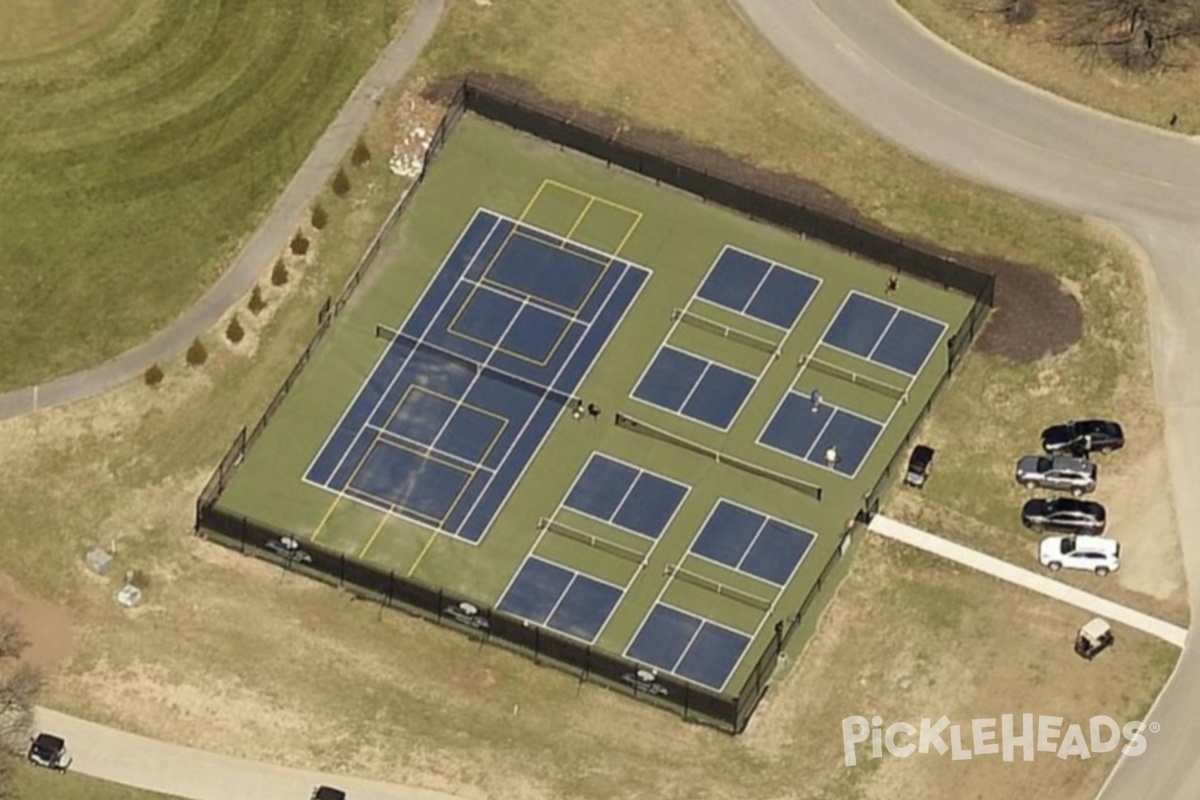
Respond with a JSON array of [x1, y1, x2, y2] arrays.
[[1022, 497, 1107, 535], [1041, 420, 1124, 456]]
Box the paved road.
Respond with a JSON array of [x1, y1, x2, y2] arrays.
[[0, 0, 446, 422], [869, 516, 1187, 646], [727, 1, 1199, 796], [34, 708, 469, 800]]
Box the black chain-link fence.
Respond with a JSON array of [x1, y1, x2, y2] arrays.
[[196, 79, 992, 734]]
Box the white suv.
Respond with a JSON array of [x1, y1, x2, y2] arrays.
[[1039, 535, 1120, 576]]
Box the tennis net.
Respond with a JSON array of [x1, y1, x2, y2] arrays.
[[665, 564, 772, 612], [799, 354, 908, 403], [376, 323, 580, 407], [539, 517, 647, 565], [614, 411, 822, 500], [673, 308, 779, 357]]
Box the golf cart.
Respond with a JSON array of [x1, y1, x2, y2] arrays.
[[904, 445, 935, 488], [312, 787, 346, 800], [1075, 618, 1114, 660], [27, 733, 72, 771]]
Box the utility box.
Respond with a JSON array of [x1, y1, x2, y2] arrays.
[[85, 548, 113, 576]]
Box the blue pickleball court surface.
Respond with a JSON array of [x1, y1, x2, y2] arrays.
[[632, 346, 756, 430], [688, 499, 817, 585], [821, 291, 946, 376], [696, 247, 821, 329], [758, 392, 883, 478], [498, 557, 624, 643], [305, 209, 650, 543], [563, 453, 690, 540], [625, 604, 752, 691]]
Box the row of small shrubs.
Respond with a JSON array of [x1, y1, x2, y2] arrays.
[[145, 140, 375, 388]]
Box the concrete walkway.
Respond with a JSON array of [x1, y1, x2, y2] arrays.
[[0, 0, 446, 422], [34, 707, 471, 800], [869, 515, 1187, 648]]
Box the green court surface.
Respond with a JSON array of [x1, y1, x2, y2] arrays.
[[214, 114, 973, 696]]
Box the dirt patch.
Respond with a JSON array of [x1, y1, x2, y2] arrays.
[[426, 74, 1083, 364], [974, 256, 1084, 361], [0, 573, 73, 668]]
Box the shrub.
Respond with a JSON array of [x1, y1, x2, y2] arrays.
[[144, 364, 164, 386], [351, 139, 371, 167], [248, 284, 267, 315], [332, 168, 351, 197], [226, 314, 245, 344], [289, 232, 309, 257], [271, 258, 289, 286], [311, 204, 328, 230], [185, 338, 208, 366]]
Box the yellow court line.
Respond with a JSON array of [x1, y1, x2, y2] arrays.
[[312, 430, 382, 542], [358, 508, 393, 559], [563, 197, 596, 241], [610, 212, 644, 258], [407, 528, 440, 578], [542, 178, 645, 219]]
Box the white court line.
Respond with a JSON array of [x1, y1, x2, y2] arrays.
[[304, 209, 502, 490], [561, 452, 694, 543], [458, 275, 589, 329], [457, 260, 652, 545], [866, 307, 901, 361], [364, 423, 497, 475], [700, 244, 825, 332]]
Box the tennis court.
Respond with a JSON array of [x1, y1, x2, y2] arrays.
[[822, 290, 946, 376], [304, 208, 649, 543], [209, 115, 976, 718]]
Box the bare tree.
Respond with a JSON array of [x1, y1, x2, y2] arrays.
[[0, 615, 41, 800], [1052, 0, 1200, 71]]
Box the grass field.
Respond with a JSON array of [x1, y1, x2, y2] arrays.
[[0, 0, 408, 390], [12, 763, 181, 800], [213, 113, 973, 705], [0, 0, 1181, 798], [897, 0, 1200, 134]]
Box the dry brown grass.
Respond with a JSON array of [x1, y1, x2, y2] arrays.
[[899, 0, 1200, 133], [0, 0, 127, 59], [0, 1, 1181, 799]]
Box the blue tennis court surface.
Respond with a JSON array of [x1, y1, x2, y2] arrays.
[[632, 346, 756, 430], [822, 291, 946, 376], [305, 210, 650, 543], [697, 247, 820, 329], [625, 604, 751, 691], [499, 557, 623, 643], [689, 500, 816, 585], [759, 392, 883, 477], [564, 453, 690, 539]]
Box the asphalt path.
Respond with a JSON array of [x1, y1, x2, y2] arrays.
[[0, 0, 445, 421], [726, 1, 1199, 797], [34, 708, 468, 800]]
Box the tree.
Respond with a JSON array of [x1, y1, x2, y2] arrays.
[[332, 167, 351, 197], [1052, 0, 1200, 70], [144, 364, 165, 386], [186, 338, 208, 366], [959, 0, 1038, 25], [248, 284, 267, 315], [351, 138, 372, 167], [271, 258, 290, 286], [289, 232, 309, 257], [0, 615, 41, 799], [225, 314, 245, 344], [311, 204, 328, 231]]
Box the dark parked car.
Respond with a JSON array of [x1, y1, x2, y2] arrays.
[[27, 733, 72, 771], [1042, 420, 1125, 456], [1022, 497, 1107, 535], [312, 788, 346, 800], [904, 445, 935, 488]]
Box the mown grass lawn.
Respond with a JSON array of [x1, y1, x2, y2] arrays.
[[0, 0, 409, 390]]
